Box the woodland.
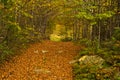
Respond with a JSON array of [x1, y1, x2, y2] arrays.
[[0, 0, 120, 80]]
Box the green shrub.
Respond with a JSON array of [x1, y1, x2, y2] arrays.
[[61, 37, 72, 42], [73, 37, 120, 80], [113, 27, 120, 40], [73, 59, 120, 80], [0, 42, 13, 63], [77, 38, 92, 47]]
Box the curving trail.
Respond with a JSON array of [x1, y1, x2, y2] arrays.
[[0, 40, 80, 80]]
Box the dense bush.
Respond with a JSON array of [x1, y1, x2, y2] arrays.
[[113, 27, 120, 41], [73, 32, 120, 80], [0, 42, 13, 63], [73, 62, 120, 80], [73, 49, 120, 79], [61, 37, 72, 42]]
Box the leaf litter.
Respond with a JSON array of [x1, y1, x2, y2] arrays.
[[0, 40, 81, 80]]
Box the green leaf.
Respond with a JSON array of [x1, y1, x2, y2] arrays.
[[21, 11, 33, 18], [96, 11, 115, 20], [90, 22, 97, 25]]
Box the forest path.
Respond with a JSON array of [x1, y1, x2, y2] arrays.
[[0, 40, 81, 80]]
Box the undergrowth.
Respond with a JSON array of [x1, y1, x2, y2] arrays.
[[73, 28, 120, 80]]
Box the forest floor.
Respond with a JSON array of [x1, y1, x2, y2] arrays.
[[0, 40, 81, 80]]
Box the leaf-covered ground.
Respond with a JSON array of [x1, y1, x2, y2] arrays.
[[0, 40, 80, 80]]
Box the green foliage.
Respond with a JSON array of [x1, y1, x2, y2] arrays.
[[0, 0, 8, 5], [73, 57, 120, 80], [0, 0, 43, 62], [77, 38, 92, 47], [73, 0, 115, 27], [61, 37, 72, 42], [96, 11, 115, 20], [76, 12, 95, 20], [0, 42, 13, 63], [73, 31, 120, 79], [77, 38, 100, 55], [73, 62, 97, 80], [21, 11, 33, 18], [113, 27, 120, 40]]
